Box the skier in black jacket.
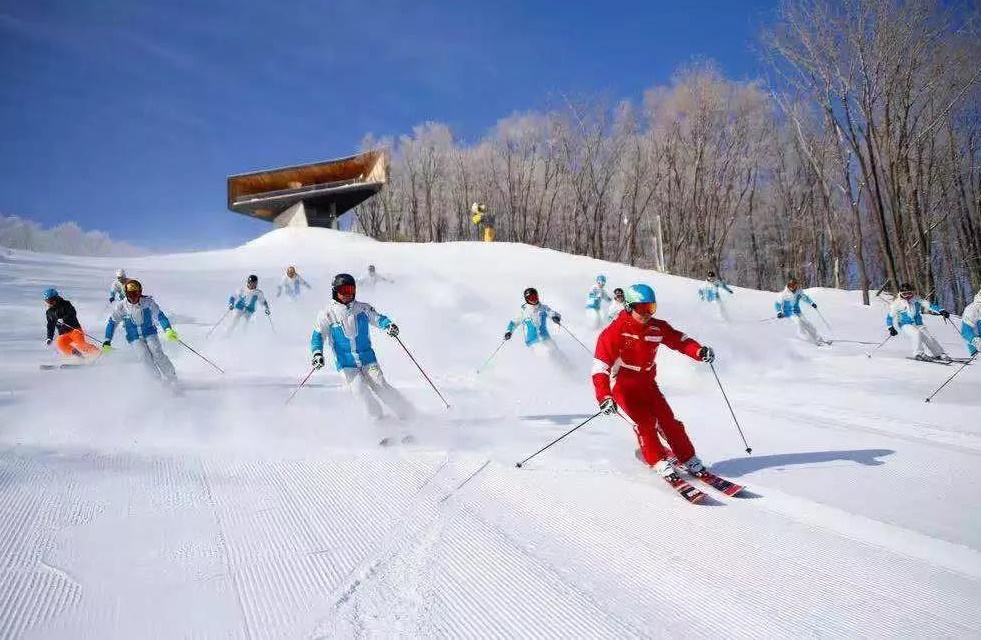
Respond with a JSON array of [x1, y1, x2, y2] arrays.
[[44, 288, 98, 357]]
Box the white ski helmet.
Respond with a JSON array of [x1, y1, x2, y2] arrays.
[[116, 269, 126, 279]]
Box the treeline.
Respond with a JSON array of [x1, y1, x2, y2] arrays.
[[352, 0, 981, 308], [0, 214, 142, 256]]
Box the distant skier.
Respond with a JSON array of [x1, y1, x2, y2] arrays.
[[103, 279, 180, 387], [886, 283, 952, 362], [961, 290, 981, 357], [774, 278, 829, 346], [108, 269, 129, 303], [585, 275, 612, 327], [227, 274, 270, 333], [592, 283, 716, 477], [698, 270, 734, 321], [504, 287, 569, 367], [277, 266, 311, 298], [605, 287, 626, 323], [44, 288, 99, 358], [360, 264, 393, 288], [310, 273, 414, 419]]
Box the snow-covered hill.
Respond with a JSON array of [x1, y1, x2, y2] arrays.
[[1, 227, 979, 638]]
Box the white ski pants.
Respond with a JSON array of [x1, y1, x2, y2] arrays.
[[585, 307, 603, 329], [792, 314, 824, 345], [531, 338, 572, 370], [227, 310, 253, 334], [901, 324, 945, 357], [341, 363, 414, 420], [136, 335, 178, 383]]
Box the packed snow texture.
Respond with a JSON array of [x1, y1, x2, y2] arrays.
[[1, 227, 979, 638]]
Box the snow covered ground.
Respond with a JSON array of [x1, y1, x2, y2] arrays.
[[1, 227, 979, 638]]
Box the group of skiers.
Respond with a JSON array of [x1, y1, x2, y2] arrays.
[[40, 260, 981, 485]]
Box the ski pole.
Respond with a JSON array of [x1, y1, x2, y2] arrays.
[[514, 409, 604, 468], [56, 320, 103, 347], [206, 308, 233, 338], [865, 334, 894, 358], [285, 366, 317, 405], [708, 362, 752, 454], [393, 335, 450, 409], [815, 308, 834, 334], [924, 354, 977, 403], [176, 338, 225, 374], [558, 323, 592, 355], [476, 339, 507, 374], [267, 313, 276, 333]]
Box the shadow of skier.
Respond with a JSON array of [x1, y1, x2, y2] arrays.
[[711, 448, 895, 477]]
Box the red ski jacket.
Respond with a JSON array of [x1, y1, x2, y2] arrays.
[[592, 311, 702, 401]]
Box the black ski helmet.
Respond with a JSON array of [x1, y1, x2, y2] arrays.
[[523, 287, 539, 303], [247, 274, 258, 287], [332, 273, 356, 302], [368, 265, 376, 273], [613, 287, 624, 298], [707, 270, 717, 279]]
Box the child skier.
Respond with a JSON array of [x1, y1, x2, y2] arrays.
[[504, 287, 569, 367], [592, 283, 716, 477], [698, 270, 734, 321], [605, 287, 626, 323], [108, 269, 129, 304], [227, 274, 271, 332], [585, 275, 612, 328], [44, 288, 99, 358], [103, 280, 181, 387], [774, 278, 829, 345], [886, 283, 952, 362], [360, 264, 393, 288], [310, 273, 414, 420], [961, 290, 981, 357], [277, 266, 311, 298]]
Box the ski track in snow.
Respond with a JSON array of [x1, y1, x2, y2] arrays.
[[1, 228, 979, 638]]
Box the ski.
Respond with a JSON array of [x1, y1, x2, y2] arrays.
[[905, 356, 951, 365], [684, 469, 748, 497], [635, 449, 706, 504], [378, 434, 415, 447], [39, 363, 87, 370]]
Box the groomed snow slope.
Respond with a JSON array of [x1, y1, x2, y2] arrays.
[[1, 227, 979, 638]]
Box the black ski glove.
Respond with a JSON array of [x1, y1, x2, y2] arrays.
[[811, 303, 818, 309], [504, 331, 512, 340], [45, 338, 52, 346], [888, 327, 898, 337], [599, 397, 617, 415], [777, 312, 785, 319], [386, 323, 399, 337], [552, 315, 561, 324], [698, 346, 715, 363], [940, 310, 950, 319], [312, 352, 325, 369]]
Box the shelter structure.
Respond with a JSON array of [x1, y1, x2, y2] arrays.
[[227, 150, 388, 228]]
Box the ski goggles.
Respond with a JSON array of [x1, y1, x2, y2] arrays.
[[336, 284, 356, 297], [630, 302, 657, 316], [524, 293, 539, 304], [900, 291, 915, 300]]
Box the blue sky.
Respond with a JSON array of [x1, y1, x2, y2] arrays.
[[0, 0, 777, 250]]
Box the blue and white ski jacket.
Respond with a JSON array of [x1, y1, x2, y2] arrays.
[[507, 302, 560, 346], [108, 278, 126, 302], [229, 286, 269, 314], [960, 291, 981, 355], [606, 299, 626, 322], [105, 295, 172, 344], [310, 299, 392, 370], [699, 279, 734, 303], [774, 287, 815, 317], [585, 284, 612, 310], [886, 296, 942, 330], [277, 274, 310, 298]]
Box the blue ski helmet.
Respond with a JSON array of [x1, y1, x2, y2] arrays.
[[43, 288, 58, 300], [623, 284, 656, 305], [596, 274, 607, 285]]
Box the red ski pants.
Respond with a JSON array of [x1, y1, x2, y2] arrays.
[[613, 380, 695, 466]]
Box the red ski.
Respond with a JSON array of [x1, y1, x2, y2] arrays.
[[684, 469, 747, 497], [635, 449, 706, 503]]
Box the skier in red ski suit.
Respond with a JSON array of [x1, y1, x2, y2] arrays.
[[591, 283, 715, 474]]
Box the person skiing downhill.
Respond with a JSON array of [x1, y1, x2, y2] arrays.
[[592, 283, 716, 477], [504, 287, 570, 367], [103, 280, 181, 387], [108, 269, 129, 304], [44, 288, 99, 358], [699, 270, 734, 321], [360, 264, 393, 288], [277, 266, 311, 298], [227, 275, 271, 333], [774, 278, 829, 345], [605, 287, 626, 323], [310, 273, 414, 420], [585, 275, 613, 328], [961, 290, 981, 357], [886, 283, 952, 362]]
